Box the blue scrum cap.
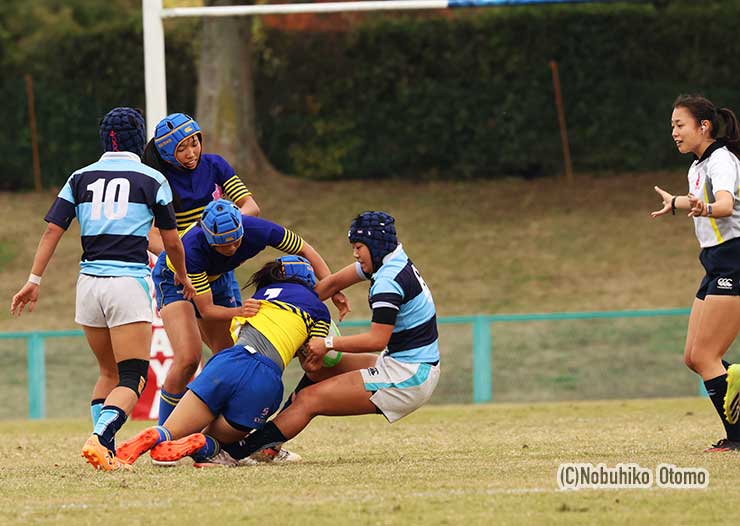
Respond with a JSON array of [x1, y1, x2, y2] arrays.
[[277, 255, 317, 289], [99, 107, 146, 157], [348, 211, 398, 272], [200, 199, 244, 246], [153, 113, 202, 168]]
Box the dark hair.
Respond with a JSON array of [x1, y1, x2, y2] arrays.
[[242, 260, 309, 292], [142, 138, 183, 210], [673, 94, 740, 158]]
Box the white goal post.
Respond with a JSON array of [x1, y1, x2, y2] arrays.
[[142, 0, 607, 136]]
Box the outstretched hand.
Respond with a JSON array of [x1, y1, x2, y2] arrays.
[[10, 282, 40, 317], [331, 292, 351, 321], [651, 186, 674, 218]]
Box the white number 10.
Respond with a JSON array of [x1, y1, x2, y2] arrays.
[[87, 178, 130, 220]]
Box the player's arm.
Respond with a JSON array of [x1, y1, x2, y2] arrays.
[[315, 263, 365, 300], [306, 322, 394, 359], [10, 223, 66, 316], [160, 228, 196, 300], [235, 195, 260, 217], [147, 226, 165, 255], [688, 189, 734, 218], [192, 290, 260, 321], [298, 242, 353, 320]]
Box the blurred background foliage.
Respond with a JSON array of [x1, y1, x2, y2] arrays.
[[2, 0, 740, 188]]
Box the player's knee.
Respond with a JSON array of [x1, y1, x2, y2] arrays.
[[117, 358, 150, 398], [292, 386, 322, 416]]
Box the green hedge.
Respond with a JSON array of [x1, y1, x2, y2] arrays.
[[253, 3, 740, 179], [0, 14, 197, 190], [3, 3, 740, 188]]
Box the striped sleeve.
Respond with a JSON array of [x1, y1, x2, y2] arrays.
[[309, 319, 331, 338], [275, 229, 305, 254], [175, 205, 206, 232], [189, 271, 211, 295], [223, 174, 251, 204]]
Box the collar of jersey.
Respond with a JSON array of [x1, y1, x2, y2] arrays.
[[100, 151, 141, 162], [694, 140, 725, 164]]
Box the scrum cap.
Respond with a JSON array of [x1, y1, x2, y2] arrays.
[[348, 211, 398, 273], [200, 199, 244, 246], [99, 107, 146, 157], [154, 113, 202, 169]]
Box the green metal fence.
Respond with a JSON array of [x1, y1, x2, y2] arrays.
[[0, 308, 698, 420]]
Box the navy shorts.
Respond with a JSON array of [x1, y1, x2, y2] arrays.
[[152, 255, 242, 318], [187, 345, 283, 431], [697, 236, 740, 300]]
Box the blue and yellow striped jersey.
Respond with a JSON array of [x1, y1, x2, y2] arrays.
[[231, 282, 331, 368], [166, 215, 305, 295], [160, 153, 251, 231]]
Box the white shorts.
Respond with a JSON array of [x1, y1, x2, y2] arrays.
[[360, 351, 440, 423], [75, 274, 154, 328]]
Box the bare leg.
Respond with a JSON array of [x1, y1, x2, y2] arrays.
[[160, 301, 203, 393]]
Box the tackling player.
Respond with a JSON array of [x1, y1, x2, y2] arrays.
[[116, 256, 330, 466]]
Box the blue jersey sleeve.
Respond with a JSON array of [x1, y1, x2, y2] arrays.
[[243, 216, 304, 254], [209, 154, 251, 204], [44, 175, 77, 229]]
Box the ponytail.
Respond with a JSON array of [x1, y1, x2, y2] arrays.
[[718, 107, 740, 159], [142, 138, 183, 210]]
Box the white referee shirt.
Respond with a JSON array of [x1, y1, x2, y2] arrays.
[[687, 143, 740, 247]]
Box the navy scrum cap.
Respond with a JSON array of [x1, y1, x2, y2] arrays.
[[348, 211, 398, 272], [99, 107, 146, 157]]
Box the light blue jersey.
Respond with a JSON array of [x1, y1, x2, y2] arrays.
[[358, 245, 439, 363], [45, 151, 177, 277]]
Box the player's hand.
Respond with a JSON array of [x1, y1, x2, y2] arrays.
[[331, 292, 351, 321], [175, 273, 196, 300], [651, 186, 674, 218], [10, 282, 40, 317], [239, 298, 261, 318], [298, 345, 322, 373], [688, 193, 705, 217], [305, 336, 329, 361]]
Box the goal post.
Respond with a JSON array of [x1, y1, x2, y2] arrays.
[[141, 0, 610, 136]]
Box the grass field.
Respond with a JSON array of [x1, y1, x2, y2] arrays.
[[2, 174, 736, 523], [1, 398, 737, 525]]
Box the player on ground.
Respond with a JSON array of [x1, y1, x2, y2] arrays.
[[651, 94, 740, 451], [116, 256, 330, 466], [166, 211, 440, 465], [10, 107, 195, 470], [151, 199, 349, 429]]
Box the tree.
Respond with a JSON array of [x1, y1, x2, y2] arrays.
[[196, 0, 279, 179]]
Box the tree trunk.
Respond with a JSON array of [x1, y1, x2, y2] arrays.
[[196, 0, 280, 180]]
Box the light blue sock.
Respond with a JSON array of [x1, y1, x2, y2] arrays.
[[158, 389, 185, 426], [90, 399, 105, 429], [93, 406, 127, 452]]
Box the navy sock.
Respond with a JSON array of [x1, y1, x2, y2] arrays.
[[704, 374, 740, 441], [191, 434, 220, 463], [280, 374, 316, 413], [158, 389, 185, 426], [723, 360, 733, 370], [90, 398, 105, 429], [93, 405, 127, 452], [223, 422, 287, 460]]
